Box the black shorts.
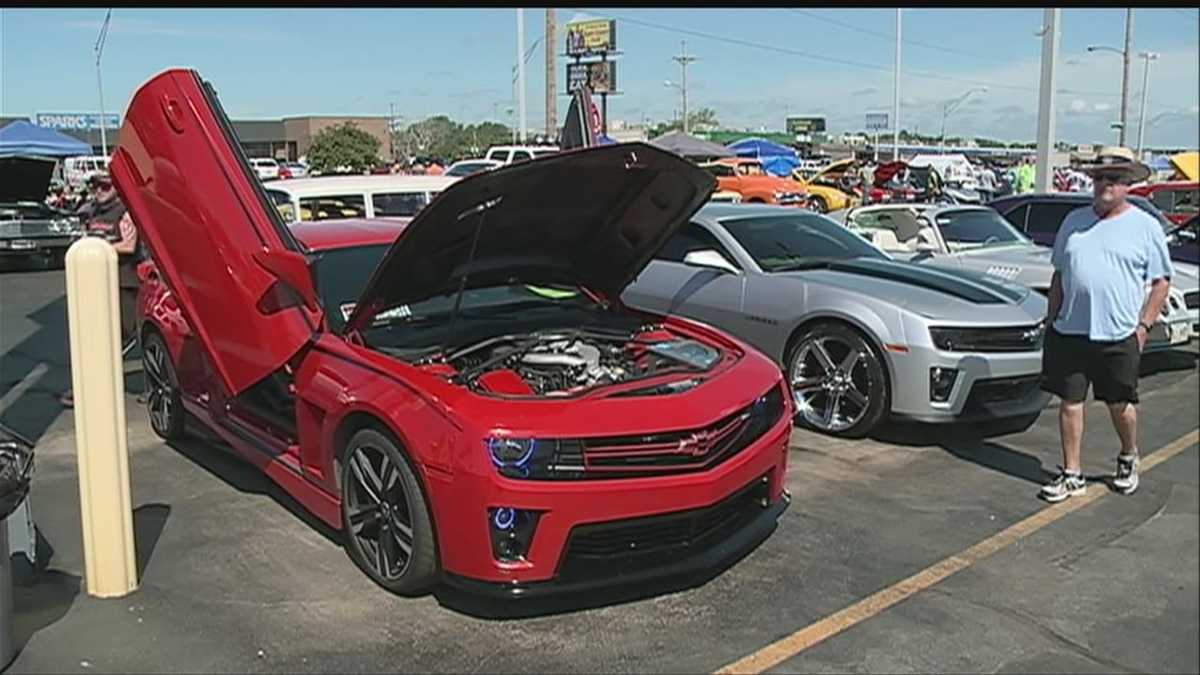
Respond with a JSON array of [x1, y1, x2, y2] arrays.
[[1041, 327, 1140, 404]]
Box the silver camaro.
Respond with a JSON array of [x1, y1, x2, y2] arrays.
[[622, 204, 1051, 437], [837, 203, 1199, 352]]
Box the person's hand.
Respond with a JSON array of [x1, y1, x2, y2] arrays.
[[114, 213, 137, 254], [1135, 323, 1149, 352]]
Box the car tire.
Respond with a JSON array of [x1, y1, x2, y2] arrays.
[[808, 196, 828, 213], [340, 428, 438, 596], [141, 330, 187, 441], [786, 322, 889, 438]]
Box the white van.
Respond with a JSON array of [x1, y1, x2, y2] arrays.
[[262, 175, 459, 223], [62, 155, 110, 185]]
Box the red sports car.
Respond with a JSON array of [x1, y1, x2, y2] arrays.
[[113, 69, 792, 597]]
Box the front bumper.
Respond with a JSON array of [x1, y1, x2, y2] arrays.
[[443, 489, 790, 599], [429, 411, 792, 594], [889, 344, 1050, 423], [0, 234, 83, 256]]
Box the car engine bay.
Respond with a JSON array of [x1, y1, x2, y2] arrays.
[[415, 328, 724, 397]]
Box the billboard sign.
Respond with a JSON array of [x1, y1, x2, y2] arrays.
[[566, 61, 616, 94], [786, 116, 826, 135], [865, 112, 889, 131], [35, 113, 120, 130], [565, 18, 616, 56]]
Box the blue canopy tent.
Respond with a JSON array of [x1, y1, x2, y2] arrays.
[[0, 120, 93, 158], [596, 134, 617, 146], [727, 137, 800, 177], [1148, 155, 1175, 172]]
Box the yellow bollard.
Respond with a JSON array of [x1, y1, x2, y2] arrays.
[[64, 237, 138, 598]]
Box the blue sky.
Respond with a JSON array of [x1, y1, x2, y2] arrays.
[[1, 7, 1197, 147]]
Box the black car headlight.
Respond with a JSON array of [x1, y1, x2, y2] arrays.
[[486, 437, 585, 480], [929, 324, 1044, 353]]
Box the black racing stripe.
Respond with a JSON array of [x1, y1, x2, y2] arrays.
[[829, 258, 1020, 304]]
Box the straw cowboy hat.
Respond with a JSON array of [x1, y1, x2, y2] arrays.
[[1078, 146, 1151, 183]]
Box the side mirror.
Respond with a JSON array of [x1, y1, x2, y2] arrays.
[[683, 249, 739, 274], [252, 249, 321, 312]]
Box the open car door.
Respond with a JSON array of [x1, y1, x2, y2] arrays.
[[110, 69, 318, 395]]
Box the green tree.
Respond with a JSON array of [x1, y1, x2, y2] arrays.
[[307, 122, 381, 173], [649, 107, 720, 136]]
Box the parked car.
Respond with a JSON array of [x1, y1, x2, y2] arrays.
[[263, 175, 459, 223], [483, 145, 560, 165], [842, 203, 1196, 352], [1129, 181, 1198, 225], [699, 158, 808, 207], [988, 192, 1199, 343], [284, 162, 308, 179], [115, 68, 792, 597], [0, 156, 85, 267], [444, 159, 503, 177], [789, 158, 859, 213], [248, 157, 281, 181], [1166, 215, 1198, 265], [709, 190, 742, 204], [622, 204, 1051, 438]]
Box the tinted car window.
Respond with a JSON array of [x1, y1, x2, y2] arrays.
[[313, 244, 389, 332], [298, 195, 367, 222], [372, 192, 428, 217], [1173, 188, 1198, 214], [935, 210, 1027, 249], [704, 164, 735, 177], [511, 150, 533, 162], [999, 203, 1029, 231], [655, 223, 739, 267], [722, 213, 886, 271], [1026, 202, 1079, 234]]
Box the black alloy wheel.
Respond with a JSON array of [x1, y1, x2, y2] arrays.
[[141, 331, 186, 440], [808, 195, 829, 213], [786, 323, 889, 438], [340, 428, 438, 595]]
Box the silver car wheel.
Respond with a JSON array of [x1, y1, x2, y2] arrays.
[[790, 335, 873, 433]]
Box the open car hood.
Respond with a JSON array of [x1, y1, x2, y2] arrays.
[[0, 156, 56, 203], [346, 142, 716, 333]]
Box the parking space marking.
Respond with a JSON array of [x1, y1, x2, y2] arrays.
[[0, 362, 48, 415], [716, 428, 1200, 674]]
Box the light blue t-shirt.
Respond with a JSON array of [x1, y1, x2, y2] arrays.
[[1051, 204, 1173, 341]]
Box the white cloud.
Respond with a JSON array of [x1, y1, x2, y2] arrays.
[[1093, 102, 1113, 112]]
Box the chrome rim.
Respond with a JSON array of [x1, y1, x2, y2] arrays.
[[344, 445, 414, 580], [790, 335, 873, 433], [142, 340, 174, 435]]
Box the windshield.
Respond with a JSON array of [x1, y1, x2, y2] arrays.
[[721, 213, 886, 271], [313, 243, 604, 339], [737, 163, 766, 176], [934, 209, 1029, 251]]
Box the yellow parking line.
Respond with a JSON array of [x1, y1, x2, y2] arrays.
[[716, 429, 1200, 675]]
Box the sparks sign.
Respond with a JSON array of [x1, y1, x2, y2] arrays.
[[35, 113, 121, 131]]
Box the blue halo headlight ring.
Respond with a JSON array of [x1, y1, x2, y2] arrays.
[[492, 507, 516, 530], [487, 437, 535, 468]]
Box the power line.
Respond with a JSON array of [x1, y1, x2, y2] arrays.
[[786, 9, 1007, 65], [588, 10, 1173, 107]]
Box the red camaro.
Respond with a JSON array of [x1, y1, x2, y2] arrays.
[[113, 69, 792, 597]]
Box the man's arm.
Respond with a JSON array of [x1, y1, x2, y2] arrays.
[[1135, 278, 1170, 350], [1046, 271, 1063, 323], [113, 212, 138, 255]]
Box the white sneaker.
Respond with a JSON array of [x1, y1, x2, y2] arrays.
[[1113, 453, 1139, 495], [1040, 469, 1086, 503]]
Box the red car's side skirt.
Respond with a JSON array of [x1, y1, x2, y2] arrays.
[[180, 399, 343, 530]]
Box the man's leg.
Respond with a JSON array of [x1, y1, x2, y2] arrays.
[[1108, 402, 1137, 455], [1060, 401, 1086, 473]]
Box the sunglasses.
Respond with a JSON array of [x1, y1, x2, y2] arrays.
[[1092, 174, 1134, 186]]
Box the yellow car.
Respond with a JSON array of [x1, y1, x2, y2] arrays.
[[791, 159, 860, 213]]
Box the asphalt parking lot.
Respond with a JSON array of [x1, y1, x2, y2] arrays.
[[3, 265, 1198, 674]]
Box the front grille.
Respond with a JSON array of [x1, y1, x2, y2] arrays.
[[579, 384, 784, 477], [1186, 291, 1199, 310], [963, 375, 1042, 413], [558, 475, 770, 581], [930, 324, 1044, 353]]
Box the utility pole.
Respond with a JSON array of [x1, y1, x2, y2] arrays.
[[892, 9, 901, 161], [94, 9, 112, 157], [671, 41, 697, 134], [516, 8, 527, 144], [545, 8, 557, 138], [1119, 8, 1133, 146], [1135, 51, 1158, 157], [1034, 8, 1060, 193]]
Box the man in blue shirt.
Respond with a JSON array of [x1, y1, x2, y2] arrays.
[[1040, 146, 1173, 502]]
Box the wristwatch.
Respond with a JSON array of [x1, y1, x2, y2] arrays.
[[1137, 321, 1152, 333]]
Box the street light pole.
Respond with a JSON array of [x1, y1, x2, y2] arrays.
[[939, 87, 986, 153], [1120, 8, 1133, 147], [1034, 8, 1060, 193], [94, 9, 112, 157], [892, 8, 901, 161], [516, 8, 527, 144], [1135, 51, 1158, 157]]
